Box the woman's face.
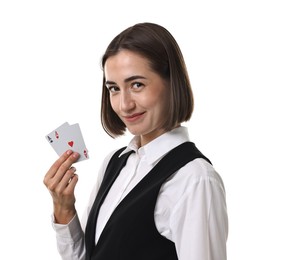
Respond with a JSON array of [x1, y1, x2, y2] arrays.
[[104, 50, 169, 146]]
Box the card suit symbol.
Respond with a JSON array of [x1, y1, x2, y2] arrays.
[[47, 136, 53, 143], [68, 141, 74, 147], [55, 131, 59, 139], [84, 149, 88, 158]]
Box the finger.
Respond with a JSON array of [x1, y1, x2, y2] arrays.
[[54, 171, 78, 198], [47, 153, 80, 191], [56, 167, 77, 192], [44, 151, 79, 187], [57, 152, 79, 176], [65, 174, 79, 193], [45, 150, 74, 180]]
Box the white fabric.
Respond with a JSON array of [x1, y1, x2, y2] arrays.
[[52, 126, 228, 260]]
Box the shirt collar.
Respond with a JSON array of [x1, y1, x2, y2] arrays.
[[119, 126, 190, 165]]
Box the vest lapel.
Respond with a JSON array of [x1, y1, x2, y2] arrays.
[[85, 147, 133, 259]]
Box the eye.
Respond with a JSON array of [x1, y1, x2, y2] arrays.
[[106, 85, 120, 93], [131, 82, 144, 90]]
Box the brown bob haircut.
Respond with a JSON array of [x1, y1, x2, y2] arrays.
[[101, 22, 194, 138]]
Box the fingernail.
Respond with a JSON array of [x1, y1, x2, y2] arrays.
[[72, 152, 79, 158], [67, 150, 73, 155]]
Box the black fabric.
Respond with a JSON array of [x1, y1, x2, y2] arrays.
[[85, 142, 211, 260]]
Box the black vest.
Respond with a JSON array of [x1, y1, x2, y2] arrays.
[[85, 142, 211, 260]]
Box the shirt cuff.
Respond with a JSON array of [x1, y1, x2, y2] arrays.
[[51, 213, 83, 243]]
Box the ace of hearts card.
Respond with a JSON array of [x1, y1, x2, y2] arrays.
[[45, 122, 89, 162]]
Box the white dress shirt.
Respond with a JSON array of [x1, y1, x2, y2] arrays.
[[52, 126, 228, 260]]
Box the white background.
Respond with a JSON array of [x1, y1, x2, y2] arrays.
[[0, 0, 281, 259]]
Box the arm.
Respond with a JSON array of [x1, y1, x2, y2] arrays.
[[170, 164, 228, 260]]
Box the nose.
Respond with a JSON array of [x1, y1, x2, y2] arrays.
[[120, 90, 135, 112]]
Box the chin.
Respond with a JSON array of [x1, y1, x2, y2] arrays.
[[126, 125, 148, 135], [127, 128, 143, 136]]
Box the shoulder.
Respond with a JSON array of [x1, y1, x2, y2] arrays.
[[163, 158, 225, 198], [183, 158, 225, 190], [183, 157, 222, 180]]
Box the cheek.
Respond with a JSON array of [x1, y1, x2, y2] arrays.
[[156, 95, 170, 118], [109, 96, 119, 113], [143, 96, 167, 117], [153, 90, 169, 111]]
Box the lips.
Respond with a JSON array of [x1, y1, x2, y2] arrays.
[[123, 112, 145, 122]]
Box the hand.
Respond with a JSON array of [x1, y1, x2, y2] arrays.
[[43, 150, 80, 224]]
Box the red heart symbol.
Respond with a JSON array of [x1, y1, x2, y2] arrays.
[[68, 141, 74, 147]]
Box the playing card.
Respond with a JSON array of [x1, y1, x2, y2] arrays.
[[60, 123, 89, 162], [45, 122, 89, 162], [46, 122, 70, 156]]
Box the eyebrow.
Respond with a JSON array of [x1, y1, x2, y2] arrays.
[[105, 75, 146, 85]]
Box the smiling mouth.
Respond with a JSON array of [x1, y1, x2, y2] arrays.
[[123, 112, 146, 122]]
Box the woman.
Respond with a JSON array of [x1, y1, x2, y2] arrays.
[[44, 22, 228, 260]]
